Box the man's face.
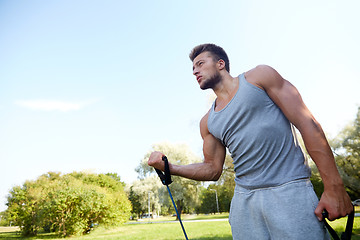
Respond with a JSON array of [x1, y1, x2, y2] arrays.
[[192, 52, 221, 90]]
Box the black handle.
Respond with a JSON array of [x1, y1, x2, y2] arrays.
[[322, 206, 355, 240], [155, 156, 172, 186]]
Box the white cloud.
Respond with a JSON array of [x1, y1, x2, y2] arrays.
[[15, 99, 97, 112]]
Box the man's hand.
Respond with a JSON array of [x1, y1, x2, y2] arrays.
[[148, 151, 166, 171], [314, 186, 353, 221]]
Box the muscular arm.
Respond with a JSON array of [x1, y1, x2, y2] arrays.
[[148, 113, 226, 181], [247, 65, 353, 220]]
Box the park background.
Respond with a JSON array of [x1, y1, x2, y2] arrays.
[[0, 0, 359, 236]]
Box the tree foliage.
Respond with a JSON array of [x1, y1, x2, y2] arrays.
[[127, 176, 163, 218], [198, 186, 217, 214], [0, 210, 10, 226], [5, 172, 131, 237], [331, 107, 360, 199], [127, 185, 143, 219]]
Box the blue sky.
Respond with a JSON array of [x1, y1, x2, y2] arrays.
[[1, 0, 359, 211]]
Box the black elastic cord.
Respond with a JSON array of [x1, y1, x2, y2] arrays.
[[322, 206, 355, 240]]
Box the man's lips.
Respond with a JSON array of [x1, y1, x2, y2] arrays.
[[196, 76, 202, 82]]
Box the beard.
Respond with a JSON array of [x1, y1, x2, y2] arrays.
[[200, 71, 222, 90]]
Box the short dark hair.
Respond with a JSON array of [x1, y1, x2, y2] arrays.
[[189, 43, 230, 72]]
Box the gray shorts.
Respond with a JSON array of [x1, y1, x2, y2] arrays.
[[229, 179, 330, 240]]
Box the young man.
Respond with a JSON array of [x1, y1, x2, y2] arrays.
[[148, 44, 353, 239]]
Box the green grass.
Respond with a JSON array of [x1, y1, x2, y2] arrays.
[[327, 215, 360, 240], [0, 221, 232, 240], [0, 213, 358, 240]]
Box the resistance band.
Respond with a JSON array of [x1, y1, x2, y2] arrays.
[[155, 156, 189, 240]]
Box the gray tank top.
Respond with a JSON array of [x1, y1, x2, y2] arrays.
[[208, 73, 311, 189]]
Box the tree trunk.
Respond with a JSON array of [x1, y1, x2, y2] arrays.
[[176, 200, 182, 220]]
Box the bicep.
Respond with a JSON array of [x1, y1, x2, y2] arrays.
[[269, 81, 312, 127], [200, 114, 226, 177]]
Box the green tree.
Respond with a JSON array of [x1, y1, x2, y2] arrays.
[[105, 172, 125, 186], [126, 185, 143, 219], [0, 210, 10, 226], [198, 186, 218, 214], [130, 176, 163, 218], [6, 171, 131, 237], [331, 107, 360, 199]]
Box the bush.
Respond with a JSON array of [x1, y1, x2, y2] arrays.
[[0, 211, 11, 226], [6, 171, 131, 237]]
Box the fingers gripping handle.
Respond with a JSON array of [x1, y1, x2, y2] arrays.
[[322, 206, 355, 240], [155, 156, 172, 185]]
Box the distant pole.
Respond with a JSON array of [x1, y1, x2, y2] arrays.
[[210, 189, 220, 214], [148, 191, 151, 222]]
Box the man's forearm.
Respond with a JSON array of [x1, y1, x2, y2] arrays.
[[170, 161, 222, 181], [148, 150, 224, 182], [300, 119, 344, 189]]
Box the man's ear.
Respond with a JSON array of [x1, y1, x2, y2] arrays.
[[217, 59, 226, 70]]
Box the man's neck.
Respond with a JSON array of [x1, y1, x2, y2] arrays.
[[213, 73, 238, 101], [211, 73, 239, 111]]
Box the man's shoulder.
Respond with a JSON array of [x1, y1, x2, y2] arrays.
[[199, 109, 211, 137], [245, 65, 284, 89], [200, 110, 211, 126], [245, 65, 278, 78]]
